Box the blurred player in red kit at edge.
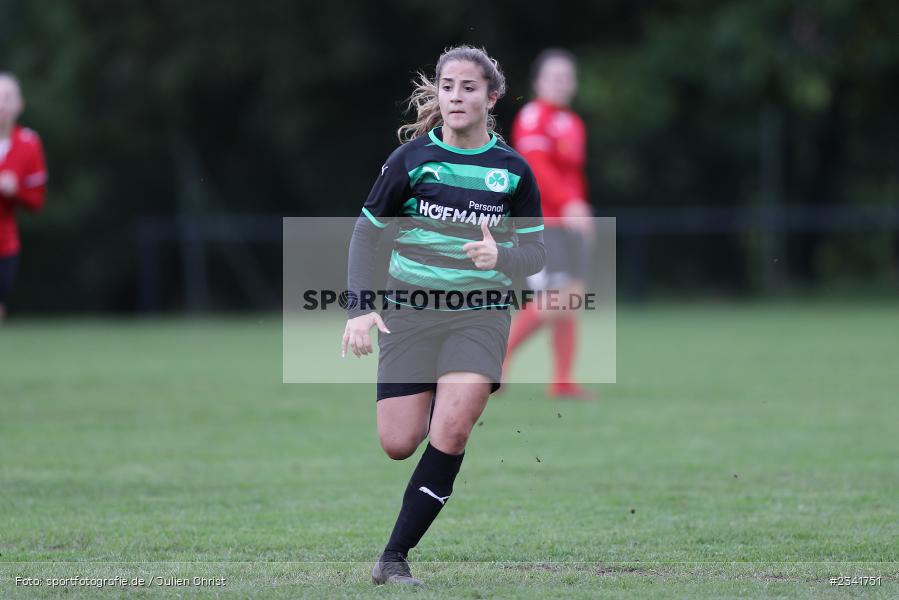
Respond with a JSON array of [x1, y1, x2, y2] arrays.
[[505, 49, 594, 399], [0, 73, 47, 322]]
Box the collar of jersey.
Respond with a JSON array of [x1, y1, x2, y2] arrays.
[[428, 127, 497, 155], [536, 98, 569, 111]]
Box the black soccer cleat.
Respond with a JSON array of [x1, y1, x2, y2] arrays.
[[371, 551, 423, 586]]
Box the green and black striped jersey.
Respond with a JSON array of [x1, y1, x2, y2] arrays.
[[360, 127, 544, 292]]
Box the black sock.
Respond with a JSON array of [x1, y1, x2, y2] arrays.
[[384, 443, 464, 558]]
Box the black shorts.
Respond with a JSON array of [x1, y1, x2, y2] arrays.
[[376, 303, 512, 401], [0, 254, 18, 305], [527, 227, 590, 290]]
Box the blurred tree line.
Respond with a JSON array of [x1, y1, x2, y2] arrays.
[[1, 0, 897, 311]]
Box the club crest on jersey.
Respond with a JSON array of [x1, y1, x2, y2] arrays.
[[484, 169, 509, 193]]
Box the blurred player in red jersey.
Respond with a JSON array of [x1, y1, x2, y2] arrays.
[[0, 73, 47, 322], [505, 49, 594, 399]]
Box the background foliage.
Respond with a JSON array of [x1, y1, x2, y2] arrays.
[[2, 0, 897, 310]]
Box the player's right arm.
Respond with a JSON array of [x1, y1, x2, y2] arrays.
[[512, 105, 570, 221], [342, 147, 410, 358], [343, 213, 393, 357]]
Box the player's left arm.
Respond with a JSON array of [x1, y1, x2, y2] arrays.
[[464, 167, 545, 274], [559, 116, 593, 239], [495, 166, 546, 277], [13, 133, 48, 212]]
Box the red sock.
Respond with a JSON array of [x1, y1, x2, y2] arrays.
[[551, 316, 577, 385], [504, 305, 543, 369]]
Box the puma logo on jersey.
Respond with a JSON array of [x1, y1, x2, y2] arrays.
[[381, 164, 389, 176], [418, 486, 450, 505], [422, 165, 443, 181]]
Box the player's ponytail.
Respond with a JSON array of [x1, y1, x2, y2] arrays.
[[397, 46, 506, 143], [396, 72, 442, 143]]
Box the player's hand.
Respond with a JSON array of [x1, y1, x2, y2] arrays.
[[563, 280, 586, 309], [0, 170, 18, 197], [561, 201, 595, 242], [342, 312, 390, 358], [462, 221, 498, 270]]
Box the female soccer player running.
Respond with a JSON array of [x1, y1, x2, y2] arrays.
[[0, 73, 47, 322], [504, 49, 594, 399], [342, 46, 545, 586]]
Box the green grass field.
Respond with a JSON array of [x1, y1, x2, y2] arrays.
[[1, 303, 897, 598]]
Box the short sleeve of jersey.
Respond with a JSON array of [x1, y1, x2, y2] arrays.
[[512, 103, 552, 153], [360, 145, 411, 228], [510, 165, 544, 233]]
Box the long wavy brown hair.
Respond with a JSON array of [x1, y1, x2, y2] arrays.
[[397, 46, 506, 143]]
